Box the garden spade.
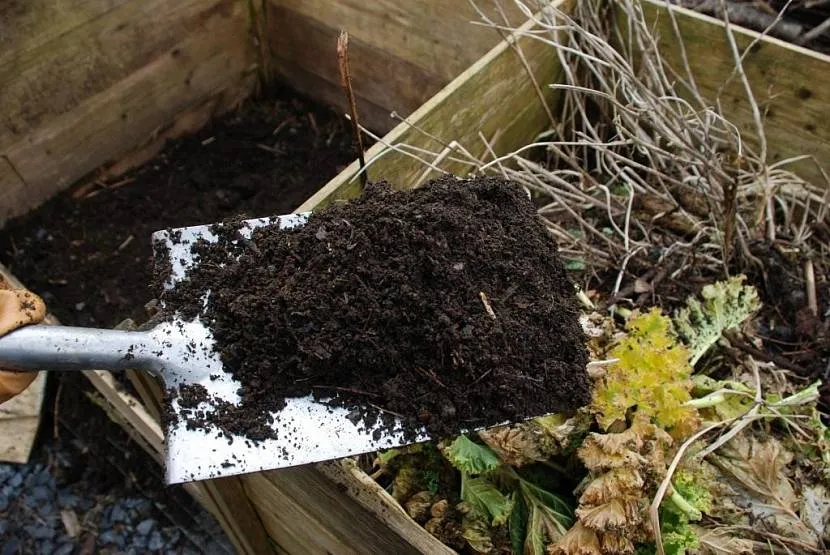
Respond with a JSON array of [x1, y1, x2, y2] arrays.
[[0, 213, 445, 485]]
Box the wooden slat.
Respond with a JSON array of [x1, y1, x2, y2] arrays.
[[0, 0, 254, 226], [266, 0, 525, 134], [245, 467, 447, 554], [636, 0, 830, 187], [0, 0, 235, 145], [297, 6, 568, 211], [318, 459, 456, 554]]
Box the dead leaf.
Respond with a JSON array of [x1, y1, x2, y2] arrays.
[[478, 426, 543, 467], [692, 525, 754, 554], [61, 509, 81, 538], [548, 521, 602, 555]]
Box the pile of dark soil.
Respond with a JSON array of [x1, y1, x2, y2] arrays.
[[162, 176, 592, 442]]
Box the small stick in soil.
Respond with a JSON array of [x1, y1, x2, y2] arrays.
[[337, 30, 367, 186], [415, 367, 448, 388], [115, 235, 134, 254], [479, 291, 497, 320], [311, 385, 380, 398], [726, 331, 807, 374], [805, 259, 818, 315]]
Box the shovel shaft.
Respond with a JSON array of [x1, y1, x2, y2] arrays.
[[0, 324, 159, 374]]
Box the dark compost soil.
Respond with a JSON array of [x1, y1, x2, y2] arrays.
[[0, 90, 356, 330], [161, 176, 592, 442], [0, 86, 359, 552]]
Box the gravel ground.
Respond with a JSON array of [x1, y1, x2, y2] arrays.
[[0, 373, 236, 554]]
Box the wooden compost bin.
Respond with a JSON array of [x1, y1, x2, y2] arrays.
[[2, 0, 829, 554]]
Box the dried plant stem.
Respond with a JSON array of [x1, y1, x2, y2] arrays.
[[337, 30, 367, 186]]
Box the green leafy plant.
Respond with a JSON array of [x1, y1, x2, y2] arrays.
[[442, 435, 574, 554], [673, 275, 761, 365], [592, 308, 698, 436]]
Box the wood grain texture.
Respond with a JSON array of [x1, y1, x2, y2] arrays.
[[297, 8, 567, 211], [0, 0, 238, 143], [265, 0, 525, 134], [317, 459, 456, 554], [0, 0, 254, 226], [245, 467, 444, 555], [635, 0, 830, 187]]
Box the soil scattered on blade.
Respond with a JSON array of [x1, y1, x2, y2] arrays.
[[161, 176, 592, 441]]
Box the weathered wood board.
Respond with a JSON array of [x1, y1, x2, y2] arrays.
[[633, 0, 830, 187], [296, 8, 568, 211], [266, 0, 530, 135], [0, 0, 256, 226]]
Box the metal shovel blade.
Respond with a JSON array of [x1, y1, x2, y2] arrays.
[[153, 214, 434, 485]]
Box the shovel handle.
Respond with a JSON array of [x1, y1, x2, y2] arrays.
[[0, 324, 159, 374]]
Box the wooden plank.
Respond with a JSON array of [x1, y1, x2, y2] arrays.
[[0, 0, 236, 145], [318, 459, 456, 554], [297, 6, 568, 211], [266, 0, 524, 134], [636, 0, 830, 187], [245, 467, 444, 554], [0, 158, 26, 224], [267, 5, 446, 134], [0, 372, 46, 464], [0, 1, 254, 226]]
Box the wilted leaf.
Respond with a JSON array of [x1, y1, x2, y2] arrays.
[[461, 517, 495, 554], [576, 498, 640, 530], [461, 473, 513, 526], [673, 275, 761, 365], [405, 491, 434, 522], [548, 521, 602, 555], [479, 426, 543, 467], [580, 468, 644, 506], [392, 465, 420, 502], [709, 435, 819, 548], [520, 480, 574, 522], [376, 448, 400, 466], [446, 435, 502, 475], [692, 526, 754, 554], [526, 505, 548, 555], [598, 530, 635, 554], [510, 493, 528, 555], [801, 484, 830, 539]]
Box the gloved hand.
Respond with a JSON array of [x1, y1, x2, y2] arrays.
[[0, 278, 46, 404]]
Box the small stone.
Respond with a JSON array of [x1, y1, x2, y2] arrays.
[[32, 485, 51, 503], [58, 493, 80, 507], [9, 473, 23, 488], [148, 530, 164, 551], [39, 541, 55, 554], [99, 530, 118, 545], [0, 494, 8, 512], [0, 520, 7, 535], [54, 543, 74, 555], [74, 302, 86, 311], [25, 524, 56, 540], [136, 518, 155, 536], [38, 503, 56, 518], [110, 505, 127, 523], [1, 539, 19, 555], [36, 469, 53, 487]]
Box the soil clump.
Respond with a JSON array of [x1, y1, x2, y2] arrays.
[[161, 176, 592, 441]]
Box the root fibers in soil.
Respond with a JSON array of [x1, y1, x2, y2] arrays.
[[162, 176, 592, 441]]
